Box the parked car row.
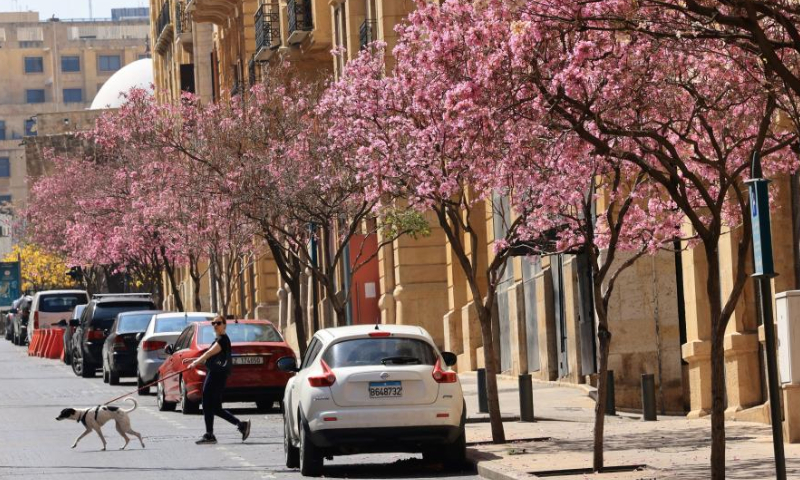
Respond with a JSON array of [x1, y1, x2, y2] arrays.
[[5, 288, 466, 477]]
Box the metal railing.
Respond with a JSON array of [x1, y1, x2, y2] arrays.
[[175, 1, 192, 34], [255, 2, 280, 52], [288, 0, 313, 36], [248, 56, 258, 87], [231, 65, 242, 97], [156, 0, 171, 36], [359, 18, 377, 50]]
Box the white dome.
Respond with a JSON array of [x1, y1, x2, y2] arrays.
[[90, 59, 154, 110]]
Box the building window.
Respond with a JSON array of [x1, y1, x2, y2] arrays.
[[61, 56, 80, 72], [98, 54, 121, 72], [0, 121, 5, 141], [63, 88, 83, 103], [26, 89, 45, 103], [24, 56, 43, 73], [25, 119, 36, 136], [19, 41, 43, 48], [0, 196, 12, 210], [0, 158, 10, 178], [138, 54, 151, 60]]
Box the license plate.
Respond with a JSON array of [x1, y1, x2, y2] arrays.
[[233, 356, 264, 365], [369, 381, 402, 398]]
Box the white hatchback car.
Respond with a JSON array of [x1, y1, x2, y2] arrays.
[[278, 324, 465, 477]]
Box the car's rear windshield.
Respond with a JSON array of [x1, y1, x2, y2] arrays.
[[117, 313, 156, 334], [322, 337, 438, 368], [155, 314, 213, 333], [39, 294, 88, 313], [92, 302, 156, 328], [198, 323, 282, 345]]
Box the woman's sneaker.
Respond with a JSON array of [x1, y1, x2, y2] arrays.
[[195, 433, 217, 445], [238, 420, 251, 442]]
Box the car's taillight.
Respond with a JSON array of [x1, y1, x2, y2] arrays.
[[141, 340, 166, 351], [33, 311, 39, 329], [112, 336, 126, 350], [369, 331, 391, 337], [308, 359, 336, 387], [87, 328, 105, 341], [432, 358, 457, 383]]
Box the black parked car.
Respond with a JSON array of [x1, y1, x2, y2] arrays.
[[102, 310, 163, 385], [61, 304, 87, 365], [72, 294, 157, 378], [11, 296, 33, 346], [3, 296, 25, 341]]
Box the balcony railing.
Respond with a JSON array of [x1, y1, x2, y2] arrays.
[[154, 0, 173, 55], [359, 18, 377, 50], [231, 65, 242, 97], [175, 1, 192, 35], [248, 56, 259, 87], [156, 1, 171, 37], [254, 2, 280, 60], [287, 0, 313, 45]]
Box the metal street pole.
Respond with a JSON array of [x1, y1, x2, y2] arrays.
[[745, 152, 786, 480]]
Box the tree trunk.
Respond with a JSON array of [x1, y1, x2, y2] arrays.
[[710, 333, 726, 480], [704, 241, 726, 480], [189, 258, 203, 312], [478, 308, 506, 443], [592, 324, 611, 471], [161, 250, 185, 312], [288, 277, 308, 359]]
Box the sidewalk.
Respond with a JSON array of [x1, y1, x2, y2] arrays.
[[460, 373, 800, 479]]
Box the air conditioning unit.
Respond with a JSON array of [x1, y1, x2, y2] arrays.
[[775, 291, 800, 384]]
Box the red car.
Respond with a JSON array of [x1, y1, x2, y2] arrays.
[[156, 319, 295, 414]]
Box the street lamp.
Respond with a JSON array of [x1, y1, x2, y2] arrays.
[[745, 151, 786, 480]]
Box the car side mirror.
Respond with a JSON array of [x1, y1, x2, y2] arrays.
[[164, 344, 174, 356], [441, 351, 458, 367], [136, 332, 144, 342], [69, 319, 80, 327], [55, 319, 68, 327], [276, 356, 298, 373]]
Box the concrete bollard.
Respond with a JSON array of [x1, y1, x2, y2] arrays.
[[477, 368, 489, 414], [606, 370, 616, 416], [519, 374, 535, 422], [641, 373, 657, 421]]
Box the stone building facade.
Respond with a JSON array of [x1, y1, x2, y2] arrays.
[[0, 10, 149, 223], [147, 0, 800, 441]]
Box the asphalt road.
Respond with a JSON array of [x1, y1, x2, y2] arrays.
[[0, 339, 481, 480]]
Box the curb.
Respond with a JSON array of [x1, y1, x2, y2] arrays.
[[467, 448, 533, 480], [465, 415, 521, 424]]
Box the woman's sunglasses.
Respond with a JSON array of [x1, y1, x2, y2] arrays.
[[211, 321, 224, 326]]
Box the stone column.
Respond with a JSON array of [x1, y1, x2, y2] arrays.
[[718, 227, 762, 415], [681, 236, 713, 418], [783, 384, 800, 443], [392, 211, 449, 349], [506, 262, 528, 375], [535, 263, 558, 381]]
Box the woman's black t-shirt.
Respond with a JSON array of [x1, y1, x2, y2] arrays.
[[207, 333, 232, 374]]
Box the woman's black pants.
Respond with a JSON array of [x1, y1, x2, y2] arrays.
[[202, 370, 240, 434]]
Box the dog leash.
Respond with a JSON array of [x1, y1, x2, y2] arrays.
[[102, 366, 192, 406]]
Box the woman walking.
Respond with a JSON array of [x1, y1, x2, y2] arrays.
[[190, 315, 251, 444]]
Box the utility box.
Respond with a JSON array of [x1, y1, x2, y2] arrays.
[[775, 291, 800, 384]]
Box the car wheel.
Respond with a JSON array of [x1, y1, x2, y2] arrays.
[[180, 378, 199, 415], [443, 407, 467, 470], [284, 412, 299, 469], [71, 348, 82, 376], [79, 352, 95, 378], [137, 374, 150, 395], [63, 338, 71, 365], [157, 379, 176, 412], [299, 421, 323, 477], [256, 398, 275, 412], [12, 329, 19, 346], [102, 363, 109, 383], [108, 367, 120, 385]]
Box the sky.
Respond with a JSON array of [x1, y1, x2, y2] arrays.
[[2, 0, 149, 20]]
